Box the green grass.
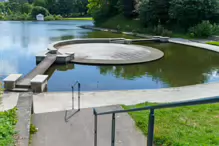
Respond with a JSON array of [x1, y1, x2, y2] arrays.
[[63, 17, 93, 21], [123, 103, 219, 146], [206, 42, 219, 46], [0, 83, 18, 146], [0, 108, 18, 146]]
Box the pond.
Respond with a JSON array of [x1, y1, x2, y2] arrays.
[[1, 21, 219, 91]]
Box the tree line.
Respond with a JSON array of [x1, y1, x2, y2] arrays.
[[88, 0, 219, 37], [0, 0, 88, 20]]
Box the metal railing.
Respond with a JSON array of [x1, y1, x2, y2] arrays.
[[93, 96, 219, 146], [72, 81, 81, 111]]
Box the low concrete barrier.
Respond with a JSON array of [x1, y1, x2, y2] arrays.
[[3, 74, 22, 90]]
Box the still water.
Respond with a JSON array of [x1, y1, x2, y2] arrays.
[[1, 21, 219, 91]]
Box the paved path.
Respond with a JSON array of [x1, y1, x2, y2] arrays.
[[33, 82, 219, 114], [0, 92, 19, 111], [170, 38, 219, 53], [31, 106, 146, 146]]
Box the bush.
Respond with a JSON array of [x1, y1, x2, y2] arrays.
[[54, 14, 62, 20], [189, 21, 219, 37], [0, 108, 17, 146], [44, 15, 55, 21], [153, 24, 172, 36], [3, 13, 32, 21], [30, 6, 49, 18]]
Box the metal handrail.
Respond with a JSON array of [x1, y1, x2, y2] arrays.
[[71, 81, 81, 111], [93, 96, 219, 146]]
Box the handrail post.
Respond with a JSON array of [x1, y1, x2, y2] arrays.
[[147, 109, 155, 146], [94, 112, 97, 146], [72, 86, 74, 110], [111, 113, 116, 146], [78, 83, 81, 111]]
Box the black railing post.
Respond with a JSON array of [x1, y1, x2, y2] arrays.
[[147, 109, 155, 146], [111, 113, 116, 146], [94, 113, 97, 146], [78, 83, 81, 111], [72, 86, 74, 110]]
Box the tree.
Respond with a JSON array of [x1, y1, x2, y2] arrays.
[[139, 0, 170, 26], [30, 6, 49, 17], [169, 0, 219, 29], [33, 0, 46, 8], [21, 2, 32, 14], [0, 2, 5, 14]]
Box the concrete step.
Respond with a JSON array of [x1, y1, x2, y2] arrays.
[[11, 88, 30, 92]]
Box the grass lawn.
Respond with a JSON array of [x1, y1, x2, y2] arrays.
[[123, 103, 219, 146], [206, 42, 219, 46], [63, 17, 93, 21], [0, 83, 18, 146]]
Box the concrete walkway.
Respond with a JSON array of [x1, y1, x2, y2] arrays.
[[33, 82, 219, 114], [169, 38, 219, 53], [0, 92, 19, 111], [31, 106, 146, 146]]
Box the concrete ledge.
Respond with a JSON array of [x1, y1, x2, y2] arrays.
[[31, 75, 48, 93], [16, 92, 33, 146], [3, 74, 22, 90]]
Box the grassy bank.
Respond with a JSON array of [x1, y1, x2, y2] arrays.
[[123, 103, 219, 146], [0, 83, 18, 146], [98, 15, 194, 39], [63, 17, 93, 21], [206, 42, 219, 46]]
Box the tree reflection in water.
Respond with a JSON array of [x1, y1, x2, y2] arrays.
[[99, 43, 219, 87]]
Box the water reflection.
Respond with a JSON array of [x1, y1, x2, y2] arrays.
[[1, 21, 219, 91]]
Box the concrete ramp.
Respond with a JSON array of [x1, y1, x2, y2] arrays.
[[31, 106, 147, 146], [16, 54, 56, 88]]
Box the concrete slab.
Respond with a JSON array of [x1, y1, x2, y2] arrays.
[[58, 43, 163, 64], [3, 74, 22, 82], [0, 92, 19, 111], [33, 82, 219, 114], [31, 75, 48, 83], [31, 106, 146, 146]]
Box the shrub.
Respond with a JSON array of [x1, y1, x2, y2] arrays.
[[153, 24, 172, 36], [189, 21, 219, 37], [54, 15, 62, 20], [44, 15, 55, 21], [30, 6, 49, 18]]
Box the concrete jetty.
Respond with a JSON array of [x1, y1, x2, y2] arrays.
[[16, 54, 56, 88]]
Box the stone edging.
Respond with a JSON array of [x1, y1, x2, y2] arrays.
[[48, 38, 164, 65]]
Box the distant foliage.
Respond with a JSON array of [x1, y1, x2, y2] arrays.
[[139, 0, 170, 26], [30, 6, 49, 18], [21, 2, 33, 14], [33, 0, 46, 7], [169, 0, 219, 29], [189, 21, 219, 37]]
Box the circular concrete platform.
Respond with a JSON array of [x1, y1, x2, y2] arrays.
[[58, 43, 164, 65]]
